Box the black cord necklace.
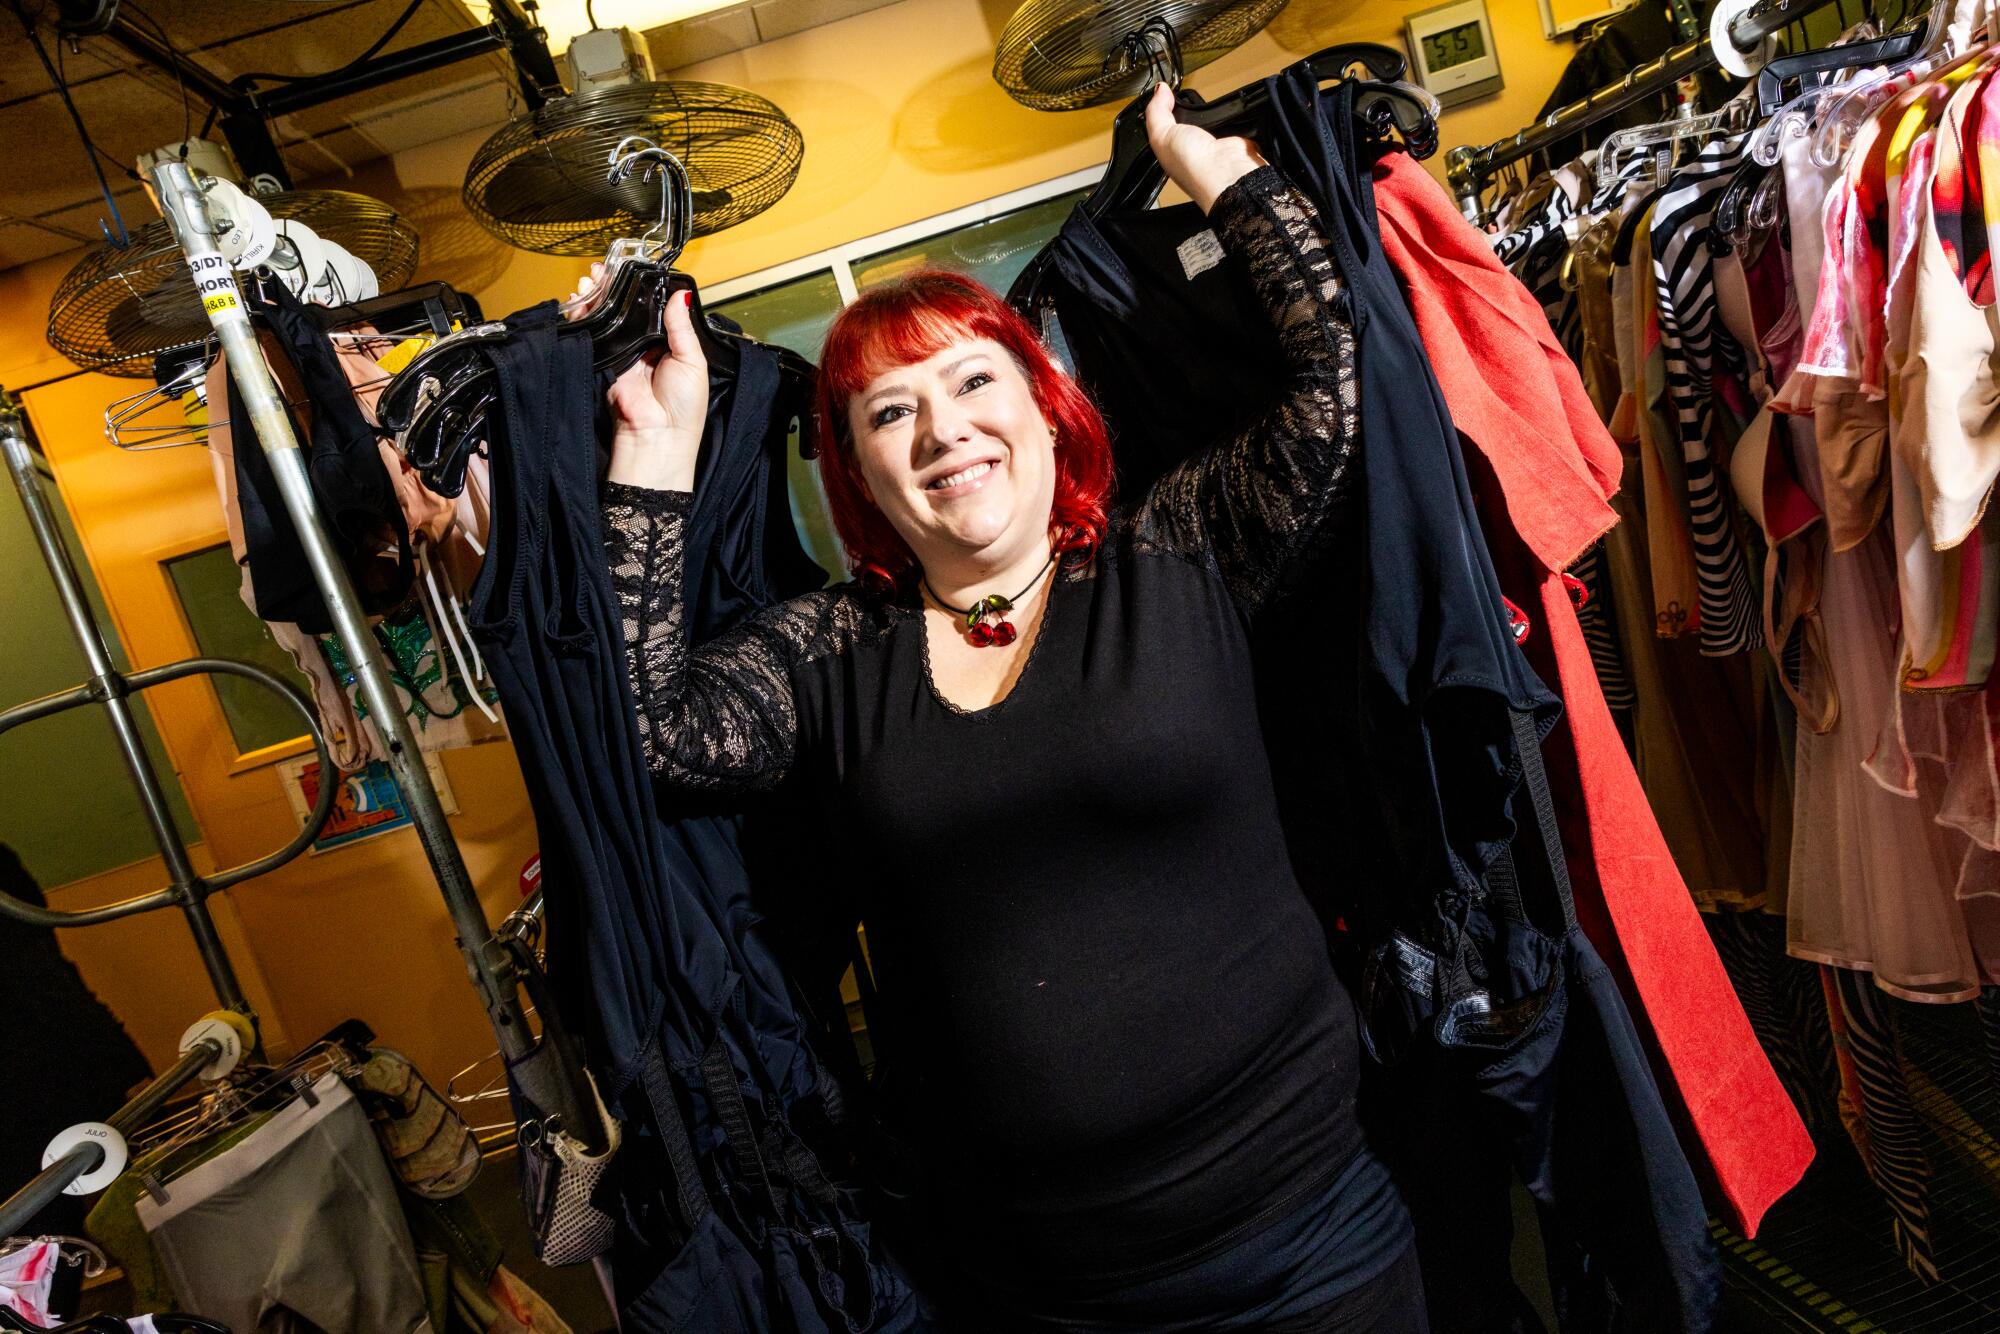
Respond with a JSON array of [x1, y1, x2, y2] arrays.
[[923, 553, 1056, 647]]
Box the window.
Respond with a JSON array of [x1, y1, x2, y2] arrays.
[[0, 445, 198, 886], [710, 269, 844, 361], [851, 188, 1090, 296], [702, 168, 1100, 582], [710, 273, 848, 580], [164, 545, 317, 756]]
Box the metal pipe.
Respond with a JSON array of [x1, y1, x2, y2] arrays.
[[0, 394, 338, 934], [1447, 0, 1839, 214], [146, 162, 559, 1094], [0, 394, 244, 1008], [252, 27, 510, 117], [92, 15, 245, 112], [488, 0, 565, 108], [0, 1037, 218, 1237]]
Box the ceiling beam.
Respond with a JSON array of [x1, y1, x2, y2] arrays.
[[60, 0, 564, 189]]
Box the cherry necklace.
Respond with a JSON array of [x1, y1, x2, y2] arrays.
[[924, 554, 1056, 647]]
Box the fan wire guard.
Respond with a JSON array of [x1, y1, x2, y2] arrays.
[[994, 0, 1290, 111], [47, 189, 419, 378], [463, 81, 805, 255]]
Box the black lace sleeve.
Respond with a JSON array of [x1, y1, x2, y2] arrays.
[[1126, 166, 1360, 612], [603, 483, 806, 790]]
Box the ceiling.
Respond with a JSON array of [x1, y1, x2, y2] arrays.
[[0, 0, 524, 271], [0, 0, 899, 273]]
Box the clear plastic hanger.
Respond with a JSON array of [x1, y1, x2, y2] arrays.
[[559, 134, 695, 319], [1601, 95, 1756, 189], [1746, 19, 1885, 165], [1811, 9, 1968, 167]]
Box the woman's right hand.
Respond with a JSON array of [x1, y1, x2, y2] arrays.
[[570, 263, 709, 492]]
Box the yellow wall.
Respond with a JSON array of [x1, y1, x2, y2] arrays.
[[0, 0, 1581, 1084], [341, 0, 1577, 302]]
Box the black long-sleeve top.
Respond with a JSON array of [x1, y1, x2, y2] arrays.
[[602, 167, 1364, 1285]]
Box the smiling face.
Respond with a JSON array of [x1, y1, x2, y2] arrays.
[[846, 336, 1058, 577]]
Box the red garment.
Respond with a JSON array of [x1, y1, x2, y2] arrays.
[[1372, 153, 1814, 1236]]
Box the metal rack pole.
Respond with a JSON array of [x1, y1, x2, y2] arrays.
[[0, 1037, 218, 1237], [1444, 0, 1840, 218], [4, 398, 225, 1005], [0, 394, 337, 1000], [147, 162, 593, 1144]]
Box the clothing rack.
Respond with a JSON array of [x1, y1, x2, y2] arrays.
[[0, 386, 340, 1236], [144, 161, 602, 1158], [0, 395, 337, 1002], [1445, 0, 1844, 219], [0, 1010, 250, 1237]]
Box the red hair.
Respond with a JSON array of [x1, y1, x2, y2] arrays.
[[812, 268, 1114, 591]]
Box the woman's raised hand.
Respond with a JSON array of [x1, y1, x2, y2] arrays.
[[1142, 82, 1269, 215], [568, 261, 709, 492]]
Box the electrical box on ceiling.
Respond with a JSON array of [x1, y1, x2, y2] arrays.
[[566, 27, 657, 95], [135, 139, 241, 218], [136, 140, 239, 184]]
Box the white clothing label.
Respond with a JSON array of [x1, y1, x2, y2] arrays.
[[188, 251, 243, 322], [1178, 229, 1225, 281]]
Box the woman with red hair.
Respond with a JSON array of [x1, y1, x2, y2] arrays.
[[588, 87, 1420, 1331]]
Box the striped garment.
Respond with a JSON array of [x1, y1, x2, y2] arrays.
[[1823, 966, 1940, 1284], [1493, 181, 1585, 362], [1650, 132, 1765, 657]]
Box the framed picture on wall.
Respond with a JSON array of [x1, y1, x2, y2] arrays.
[[1539, 0, 1634, 38], [276, 752, 458, 854]]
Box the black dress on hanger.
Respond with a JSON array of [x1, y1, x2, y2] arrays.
[[1012, 69, 1719, 1333]]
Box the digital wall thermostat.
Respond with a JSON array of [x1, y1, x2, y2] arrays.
[[1405, 0, 1505, 109]]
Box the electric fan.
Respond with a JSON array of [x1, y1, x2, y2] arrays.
[[462, 27, 803, 255], [47, 184, 418, 377], [994, 0, 1290, 111]]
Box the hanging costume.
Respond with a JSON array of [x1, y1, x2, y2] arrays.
[[1366, 149, 1815, 1235], [1019, 71, 1751, 1330], [465, 303, 925, 1330]]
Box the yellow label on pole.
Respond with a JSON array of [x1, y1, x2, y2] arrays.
[[188, 252, 245, 325]]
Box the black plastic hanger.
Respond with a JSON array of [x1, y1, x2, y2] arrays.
[[1086, 42, 1418, 219], [378, 265, 816, 495], [310, 281, 481, 339], [572, 264, 742, 381], [1754, 25, 1928, 117], [1010, 43, 1427, 317]]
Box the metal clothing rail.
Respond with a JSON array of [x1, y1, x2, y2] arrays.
[[1445, 0, 1842, 217], [0, 1011, 250, 1238], [0, 394, 337, 1007], [147, 162, 602, 1154]]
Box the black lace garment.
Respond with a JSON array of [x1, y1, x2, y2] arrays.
[[603, 167, 1366, 1287]]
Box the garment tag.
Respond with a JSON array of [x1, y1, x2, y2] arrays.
[[1177, 229, 1225, 281], [375, 334, 436, 375], [187, 251, 243, 322]]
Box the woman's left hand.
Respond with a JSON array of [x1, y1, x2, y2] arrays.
[[1143, 82, 1268, 214]]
